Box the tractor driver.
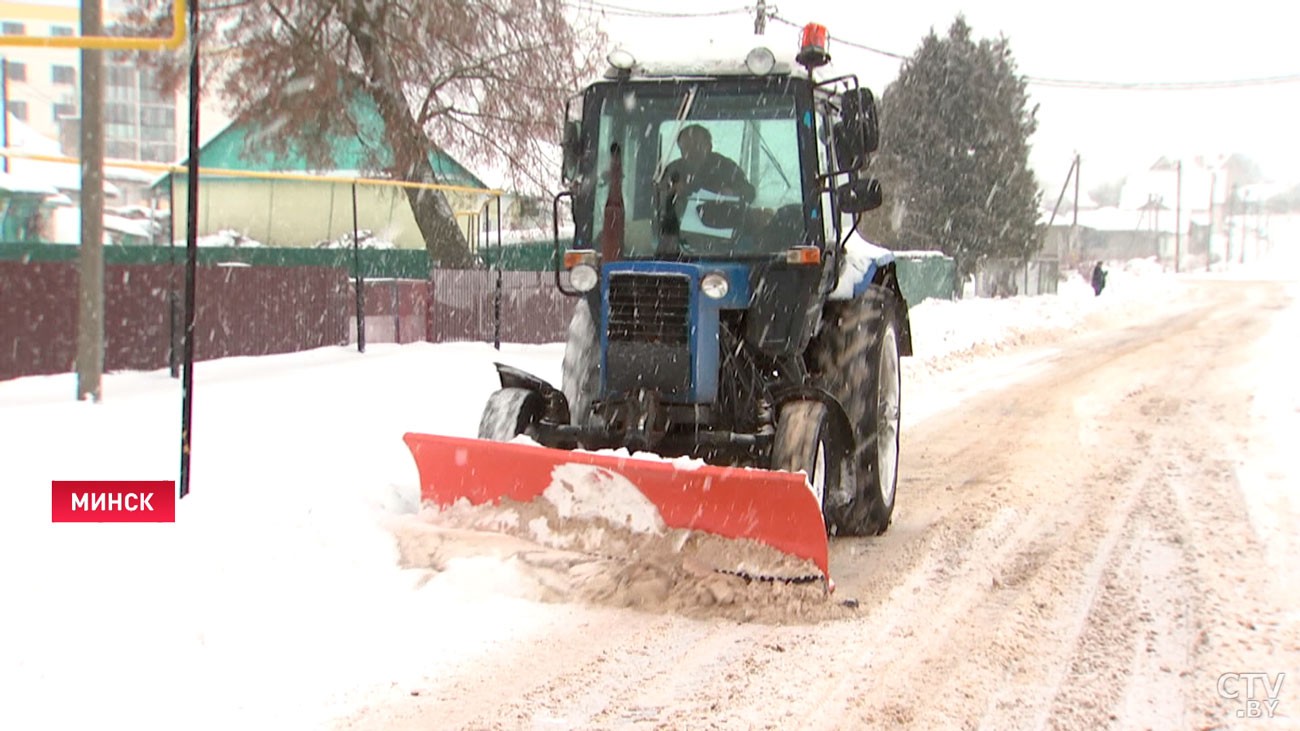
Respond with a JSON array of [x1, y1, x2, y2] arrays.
[[662, 124, 756, 204]]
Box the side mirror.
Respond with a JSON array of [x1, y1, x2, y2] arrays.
[[837, 177, 883, 214], [561, 121, 581, 182], [835, 87, 880, 169]]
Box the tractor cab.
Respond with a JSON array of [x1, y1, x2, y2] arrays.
[[560, 34, 880, 266]]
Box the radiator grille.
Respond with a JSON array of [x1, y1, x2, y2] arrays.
[[607, 273, 690, 344]]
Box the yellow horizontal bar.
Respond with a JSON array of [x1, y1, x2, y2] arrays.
[[0, 149, 504, 196], [0, 0, 186, 51]]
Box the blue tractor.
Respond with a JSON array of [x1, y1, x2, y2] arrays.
[[476, 30, 912, 540]]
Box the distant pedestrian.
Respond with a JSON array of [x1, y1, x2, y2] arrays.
[[1090, 261, 1107, 296]]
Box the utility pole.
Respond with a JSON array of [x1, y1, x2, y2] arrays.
[[754, 0, 767, 34], [76, 0, 105, 402], [1206, 172, 1215, 272], [2, 57, 8, 174], [179, 0, 202, 499], [1174, 160, 1182, 273], [1240, 190, 1249, 264], [1228, 182, 1238, 267], [1153, 196, 1160, 266], [1045, 155, 1077, 263], [1072, 153, 1080, 263]]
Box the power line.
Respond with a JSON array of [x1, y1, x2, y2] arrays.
[[563, 1, 751, 19], [768, 13, 1300, 90], [1024, 73, 1300, 90], [770, 15, 906, 60]]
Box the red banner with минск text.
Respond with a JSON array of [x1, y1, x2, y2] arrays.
[[51, 481, 176, 523]]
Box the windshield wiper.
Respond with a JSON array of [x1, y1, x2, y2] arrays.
[[652, 86, 698, 185], [757, 132, 793, 192], [656, 172, 683, 256]]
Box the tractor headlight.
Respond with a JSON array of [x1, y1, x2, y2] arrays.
[[701, 272, 729, 299], [570, 263, 599, 292], [607, 48, 636, 70], [745, 46, 777, 75]]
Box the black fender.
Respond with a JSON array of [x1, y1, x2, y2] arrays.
[[769, 384, 856, 464], [872, 263, 913, 357], [492, 363, 572, 425]]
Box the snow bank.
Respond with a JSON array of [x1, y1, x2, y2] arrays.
[[909, 258, 1178, 364]]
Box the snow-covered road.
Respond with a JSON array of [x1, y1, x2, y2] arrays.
[[1, 241, 1296, 729]]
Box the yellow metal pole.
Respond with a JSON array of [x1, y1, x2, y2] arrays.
[[0, 0, 187, 50]]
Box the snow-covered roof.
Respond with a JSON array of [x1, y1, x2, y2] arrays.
[[4, 113, 61, 156], [892, 250, 950, 258], [0, 171, 59, 196], [498, 225, 575, 246], [104, 165, 158, 185], [603, 40, 797, 80], [3, 114, 123, 197], [103, 215, 152, 239]]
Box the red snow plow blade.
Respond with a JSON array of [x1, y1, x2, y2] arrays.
[[403, 432, 830, 582]]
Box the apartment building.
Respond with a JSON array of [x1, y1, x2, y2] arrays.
[[1, 0, 179, 162]]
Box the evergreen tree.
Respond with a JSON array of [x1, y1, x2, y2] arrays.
[[863, 16, 1042, 280]]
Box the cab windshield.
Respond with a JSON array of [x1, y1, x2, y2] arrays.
[[588, 83, 809, 259]]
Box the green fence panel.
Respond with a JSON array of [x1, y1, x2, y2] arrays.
[[0, 241, 574, 277], [893, 253, 956, 305], [0, 242, 436, 279], [479, 239, 568, 272]]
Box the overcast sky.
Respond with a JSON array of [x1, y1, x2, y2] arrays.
[[581, 0, 1300, 191]]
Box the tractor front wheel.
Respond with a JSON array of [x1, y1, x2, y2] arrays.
[[771, 400, 841, 525], [561, 296, 600, 427], [478, 387, 542, 442]]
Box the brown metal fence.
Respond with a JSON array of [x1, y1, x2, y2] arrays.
[[429, 270, 569, 344], [1, 261, 572, 382]]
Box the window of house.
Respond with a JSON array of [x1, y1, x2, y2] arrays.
[[2, 22, 25, 36], [142, 143, 175, 163], [107, 65, 135, 87], [8, 100, 28, 122], [140, 106, 175, 128], [5, 61, 26, 82], [106, 103, 134, 125], [107, 140, 137, 159], [53, 102, 77, 121], [141, 125, 174, 143], [50, 25, 74, 37], [52, 65, 76, 85]]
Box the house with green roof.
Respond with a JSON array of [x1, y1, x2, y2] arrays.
[[152, 100, 494, 251]]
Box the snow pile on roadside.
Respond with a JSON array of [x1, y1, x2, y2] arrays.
[[908, 259, 1177, 368], [176, 229, 266, 247]]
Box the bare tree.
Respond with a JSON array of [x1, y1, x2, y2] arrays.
[[123, 0, 602, 267]]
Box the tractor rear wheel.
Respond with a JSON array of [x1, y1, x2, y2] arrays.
[[811, 287, 902, 535], [771, 400, 840, 524], [478, 387, 542, 442]]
